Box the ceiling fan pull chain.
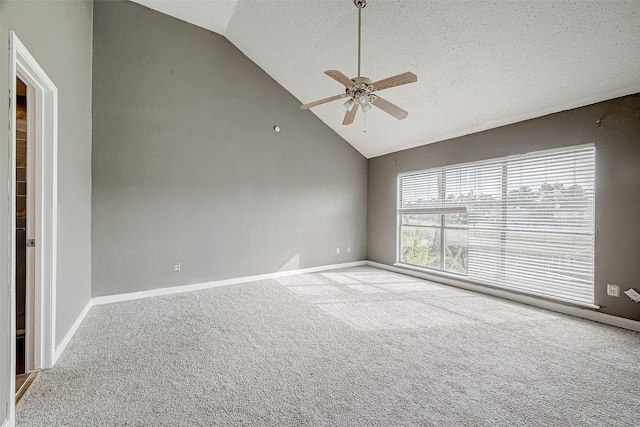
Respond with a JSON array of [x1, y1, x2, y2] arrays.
[[363, 109, 367, 133]]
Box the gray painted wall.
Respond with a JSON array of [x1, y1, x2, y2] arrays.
[[369, 94, 640, 321], [0, 0, 93, 418], [91, 0, 367, 297], [0, 0, 93, 353]]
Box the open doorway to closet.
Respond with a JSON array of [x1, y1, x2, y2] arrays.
[[5, 33, 60, 415], [14, 76, 39, 403]]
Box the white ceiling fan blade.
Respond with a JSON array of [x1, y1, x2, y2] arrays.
[[371, 72, 417, 91], [372, 96, 409, 120], [325, 70, 355, 88], [300, 94, 344, 110]]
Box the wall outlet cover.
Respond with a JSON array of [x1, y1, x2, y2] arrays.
[[607, 284, 620, 297], [624, 288, 640, 302]]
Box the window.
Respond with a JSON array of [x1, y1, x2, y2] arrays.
[[397, 145, 595, 304]]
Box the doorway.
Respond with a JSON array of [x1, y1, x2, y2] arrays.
[[2, 31, 59, 424], [15, 76, 28, 383], [14, 77, 40, 403]]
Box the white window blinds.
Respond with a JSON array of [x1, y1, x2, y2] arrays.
[[397, 145, 595, 304]]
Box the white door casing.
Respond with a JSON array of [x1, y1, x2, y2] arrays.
[[2, 30, 58, 427]]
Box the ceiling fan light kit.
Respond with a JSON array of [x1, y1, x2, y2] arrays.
[[300, 0, 417, 126]]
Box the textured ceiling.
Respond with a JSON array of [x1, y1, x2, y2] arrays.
[[131, 0, 640, 158]]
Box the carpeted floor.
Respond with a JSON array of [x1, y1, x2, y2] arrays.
[[16, 267, 640, 426]]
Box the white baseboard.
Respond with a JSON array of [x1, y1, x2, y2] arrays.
[[53, 299, 93, 364], [367, 261, 640, 333], [1, 418, 12, 427], [50, 259, 639, 366], [92, 261, 368, 306], [51, 261, 366, 363]]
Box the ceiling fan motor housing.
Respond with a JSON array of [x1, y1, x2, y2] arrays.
[[353, 76, 372, 85], [346, 78, 375, 105]]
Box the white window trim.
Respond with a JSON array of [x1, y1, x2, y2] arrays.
[[396, 144, 595, 304]]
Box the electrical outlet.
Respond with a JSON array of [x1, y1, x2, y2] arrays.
[[336, 248, 340, 254], [607, 283, 620, 297], [173, 263, 181, 272], [347, 247, 352, 253]]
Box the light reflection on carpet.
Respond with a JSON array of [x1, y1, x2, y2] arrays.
[[286, 285, 349, 302], [317, 300, 470, 331], [320, 272, 361, 284], [345, 284, 387, 294], [275, 267, 556, 330], [275, 274, 330, 287], [341, 272, 416, 284], [274, 268, 483, 330]]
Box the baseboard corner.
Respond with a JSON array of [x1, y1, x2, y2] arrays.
[[53, 299, 93, 365]]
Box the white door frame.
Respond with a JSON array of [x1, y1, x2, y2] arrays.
[[3, 30, 58, 426]]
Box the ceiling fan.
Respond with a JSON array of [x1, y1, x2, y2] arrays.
[[300, 0, 417, 126]]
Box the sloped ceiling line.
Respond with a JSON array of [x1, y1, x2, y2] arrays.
[[222, 0, 239, 34]]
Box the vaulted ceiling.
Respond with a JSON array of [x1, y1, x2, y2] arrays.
[[131, 0, 640, 158]]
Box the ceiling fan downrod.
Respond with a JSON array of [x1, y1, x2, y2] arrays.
[[355, 0, 367, 78]]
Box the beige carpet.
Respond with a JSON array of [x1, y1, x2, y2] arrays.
[[17, 267, 640, 426]]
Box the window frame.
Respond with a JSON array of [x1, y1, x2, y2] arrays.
[[397, 209, 469, 274], [396, 144, 595, 304]]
